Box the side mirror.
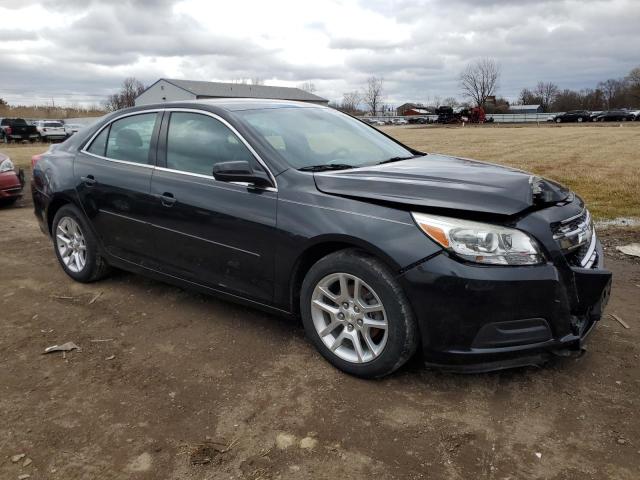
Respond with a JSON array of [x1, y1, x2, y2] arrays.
[[212, 160, 272, 188]]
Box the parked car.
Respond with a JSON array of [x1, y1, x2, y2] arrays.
[[34, 120, 67, 141], [592, 110, 636, 122], [407, 117, 430, 124], [0, 152, 25, 205], [64, 123, 83, 136], [553, 110, 592, 123], [392, 118, 408, 125], [0, 118, 40, 143], [31, 100, 612, 378]]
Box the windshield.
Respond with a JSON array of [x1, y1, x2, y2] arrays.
[[236, 107, 414, 169]]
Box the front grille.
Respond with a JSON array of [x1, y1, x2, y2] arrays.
[[552, 209, 597, 268]]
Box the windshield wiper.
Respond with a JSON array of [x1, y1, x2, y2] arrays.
[[298, 164, 355, 172], [377, 154, 421, 165]]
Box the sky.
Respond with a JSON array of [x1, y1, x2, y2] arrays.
[[0, 0, 638, 107]]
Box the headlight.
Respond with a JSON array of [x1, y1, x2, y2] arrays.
[[412, 212, 545, 265], [0, 157, 15, 173]]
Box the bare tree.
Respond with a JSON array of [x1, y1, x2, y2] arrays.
[[105, 77, 146, 111], [627, 67, 640, 99], [340, 91, 361, 113], [518, 87, 538, 105], [363, 76, 384, 115], [459, 58, 500, 107], [442, 96, 459, 107], [251, 77, 265, 86], [533, 81, 559, 112], [598, 78, 625, 109], [298, 82, 316, 93], [0, 97, 7, 106], [627, 67, 640, 100]]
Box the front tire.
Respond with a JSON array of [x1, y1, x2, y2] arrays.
[[52, 204, 110, 283], [300, 249, 418, 378]]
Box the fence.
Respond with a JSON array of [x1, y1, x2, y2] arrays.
[[367, 113, 563, 124]]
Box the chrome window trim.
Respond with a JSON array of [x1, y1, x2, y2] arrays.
[[80, 107, 278, 191], [163, 108, 278, 191], [80, 154, 156, 169], [154, 165, 277, 193], [80, 109, 163, 168]]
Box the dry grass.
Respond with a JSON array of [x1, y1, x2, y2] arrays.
[[0, 143, 48, 170], [2, 124, 639, 220], [383, 124, 640, 220], [0, 105, 105, 120]]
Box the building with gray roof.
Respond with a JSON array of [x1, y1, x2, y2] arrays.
[[135, 78, 328, 106]]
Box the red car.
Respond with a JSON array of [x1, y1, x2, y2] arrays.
[[0, 152, 24, 205]]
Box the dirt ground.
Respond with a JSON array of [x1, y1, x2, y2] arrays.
[[1, 136, 640, 479]]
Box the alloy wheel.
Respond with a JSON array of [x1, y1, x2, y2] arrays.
[[56, 216, 87, 273], [310, 272, 388, 363]]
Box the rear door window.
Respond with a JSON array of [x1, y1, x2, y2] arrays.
[[87, 126, 110, 157], [104, 113, 158, 164]]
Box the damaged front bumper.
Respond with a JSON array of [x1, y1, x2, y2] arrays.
[[399, 240, 612, 373]]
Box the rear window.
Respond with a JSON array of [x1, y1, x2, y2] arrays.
[[44, 122, 63, 127]]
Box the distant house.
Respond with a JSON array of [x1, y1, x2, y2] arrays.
[[508, 104, 543, 114], [135, 78, 329, 106], [397, 103, 419, 115], [402, 107, 432, 116], [397, 102, 433, 116]]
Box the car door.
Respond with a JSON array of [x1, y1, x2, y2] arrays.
[[75, 111, 161, 266], [149, 110, 278, 303]]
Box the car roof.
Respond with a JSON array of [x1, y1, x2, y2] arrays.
[[137, 98, 327, 112]]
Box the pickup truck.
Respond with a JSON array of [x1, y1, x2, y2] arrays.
[[0, 118, 40, 143], [34, 120, 68, 141]]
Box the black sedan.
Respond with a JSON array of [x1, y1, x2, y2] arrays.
[[31, 100, 612, 377], [592, 110, 636, 122], [553, 110, 592, 123]]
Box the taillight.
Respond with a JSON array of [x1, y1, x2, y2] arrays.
[[31, 153, 44, 170], [5, 126, 11, 135]]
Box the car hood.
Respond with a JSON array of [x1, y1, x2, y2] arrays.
[[313, 154, 570, 216]]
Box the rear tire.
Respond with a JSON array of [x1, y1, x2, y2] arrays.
[[52, 204, 110, 283], [300, 249, 418, 378]]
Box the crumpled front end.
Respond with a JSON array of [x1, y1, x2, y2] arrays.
[[398, 196, 612, 372]]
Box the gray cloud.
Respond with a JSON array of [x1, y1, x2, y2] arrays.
[[0, 0, 638, 107]]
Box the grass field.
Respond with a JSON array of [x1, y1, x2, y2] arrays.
[[383, 124, 640, 220], [0, 143, 45, 170], [2, 124, 639, 219]]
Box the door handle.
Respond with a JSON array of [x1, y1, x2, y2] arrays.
[[80, 175, 96, 186], [160, 192, 176, 207]]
